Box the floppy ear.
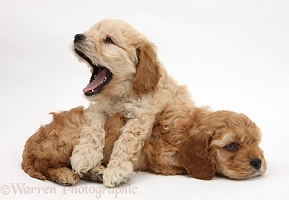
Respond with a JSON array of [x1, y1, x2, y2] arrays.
[[179, 132, 215, 180], [132, 41, 161, 95]]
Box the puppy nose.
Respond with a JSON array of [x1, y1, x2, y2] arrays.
[[250, 158, 262, 170], [74, 34, 85, 43]]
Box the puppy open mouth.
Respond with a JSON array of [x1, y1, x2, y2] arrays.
[[75, 49, 113, 96]]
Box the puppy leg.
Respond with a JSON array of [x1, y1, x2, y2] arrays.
[[103, 116, 155, 187], [70, 110, 106, 176], [46, 167, 80, 186]]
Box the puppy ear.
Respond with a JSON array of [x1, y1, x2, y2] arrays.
[[132, 41, 161, 95], [179, 133, 215, 180]]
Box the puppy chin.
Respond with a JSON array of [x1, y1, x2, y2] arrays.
[[83, 93, 97, 101], [83, 93, 92, 99], [216, 165, 266, 180]]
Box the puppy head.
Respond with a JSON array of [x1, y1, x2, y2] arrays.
[[73, 19, 161, 99], [209, 111, 267, 179], [179, 110, 267, 180]]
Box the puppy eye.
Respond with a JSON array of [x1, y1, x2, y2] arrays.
[[225, 143, 238, 151], [105, 37, 113, 44]]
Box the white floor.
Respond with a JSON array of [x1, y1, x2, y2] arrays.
[[1, 0, 289, 199]]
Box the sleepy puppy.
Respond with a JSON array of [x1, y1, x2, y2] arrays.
[[22, 106, 266, 186], [70, 19, 194, 187], [127, 105, 267, 180]]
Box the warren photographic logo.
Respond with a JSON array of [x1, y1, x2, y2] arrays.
[[1, 183, 138, 199]]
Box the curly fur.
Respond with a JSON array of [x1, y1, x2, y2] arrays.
[[22, 107, 83, 185], [22, 106, 266, 186], [22, 19, 266, 186], [69, 19, 194, 187]]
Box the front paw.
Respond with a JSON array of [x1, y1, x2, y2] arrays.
[[103, 164, 133, 187], [70, 148, 101, 176]]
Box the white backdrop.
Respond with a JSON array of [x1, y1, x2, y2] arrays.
[[1, 0, 289, 199]]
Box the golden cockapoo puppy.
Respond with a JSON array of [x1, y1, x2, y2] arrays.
[[70, 19, 196, 187], [21, 19, 266, 186], [25, 19, 194, 187], [22, 106, 266, 186]]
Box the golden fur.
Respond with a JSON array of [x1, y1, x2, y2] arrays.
[[22, 106, 266, 186], [21, 19, 266, 186], [70, 19, 193, 187]]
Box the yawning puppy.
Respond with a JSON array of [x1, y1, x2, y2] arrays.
[[22, 106, 266, 186], [21, 19, 266, 187], [70, 19, 194, 187]]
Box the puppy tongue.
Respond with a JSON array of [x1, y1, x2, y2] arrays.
[[83, 68, 109, 93]]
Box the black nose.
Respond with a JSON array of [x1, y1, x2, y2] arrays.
[[74, 34, 85, 43], [250, 158, 262, 170]]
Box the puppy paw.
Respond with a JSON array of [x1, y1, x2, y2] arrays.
[[70, 146, 102, 176], [82, 165, 105, 183], [49, 168, 80, 186], [103, 164, 133, 187], [57, 173, 80, 186]]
